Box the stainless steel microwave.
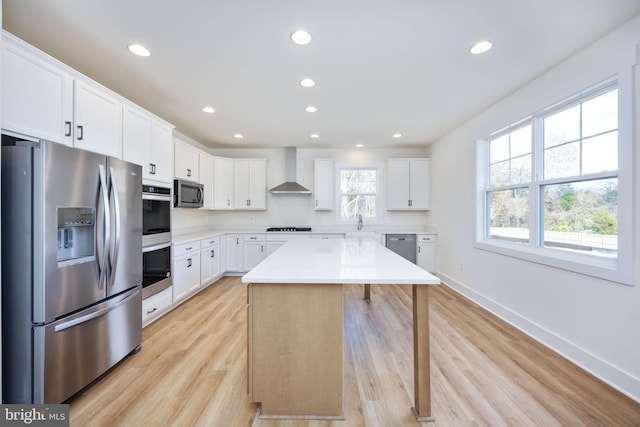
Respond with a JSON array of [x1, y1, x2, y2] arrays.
[[174, 179, 204, 208]]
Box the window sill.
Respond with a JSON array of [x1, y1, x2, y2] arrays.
[[473, 239, 632, 286]]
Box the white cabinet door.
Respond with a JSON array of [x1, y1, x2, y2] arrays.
[[314, 159, 333, 210], [387, 159, 411, 210], [199, 152, 214, 209], [123, 104, 152, 172], [124, 105, 175, 185], [149, 121, 174, 184], [234, 159, 266, 209], [1, 36, 73, 145], [387, 158, 431, 210], [172, 252, 201, 302], [200, 245, 220, 286], [174, 138, 200, 181], [225, 234, 244, 272], [243, 243, 265, 271], [416, 234, 436, 273], [142, 287, 173, 325], [73, 79, 123, 158], [409, 159, 431, 210], [213, 156, 234, 209]]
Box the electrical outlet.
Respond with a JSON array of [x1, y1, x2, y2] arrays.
[[459, 263, 464, 271]]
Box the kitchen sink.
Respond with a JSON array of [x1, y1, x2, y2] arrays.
[[344, 231, 382, 244]]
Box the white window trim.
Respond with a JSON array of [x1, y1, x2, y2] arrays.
[[334, 162, 384, 225], [475, 56, 636, 286]]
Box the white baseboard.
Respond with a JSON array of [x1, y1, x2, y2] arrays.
[[437, 272, 640, 404]]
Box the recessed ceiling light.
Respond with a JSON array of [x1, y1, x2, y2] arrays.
[[300, 78, 316, 88], [202, 106, 215, 114], [355, 144, 364, 148], [305, 106, 317, 113], [393, 133, 402, 138], [127, 44, 150, 57], [234, 134, 244, 139], [310, 133, 319, 139], [470, 40, 493, 55], [291, 30, 311, 45]]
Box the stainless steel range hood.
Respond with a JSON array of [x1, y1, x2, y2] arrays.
[[269, 147, 311, 195]]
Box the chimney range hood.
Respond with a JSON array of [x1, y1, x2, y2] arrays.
[[269, 147, 311, 195]]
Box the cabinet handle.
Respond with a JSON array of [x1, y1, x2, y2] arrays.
[[186, 246, 192, 251], [261, 245, 264, 252], [227, 199, 231, 206], [77, 125, 84, 141], [315, 200, 318, 207], [418, 246, 421, 253], [247, 199, 250, 206], [210, 250, 214, 258], [236, 237, 239, 245], [146, 307, 157, 314], [187, 168, 191, 177], [187, 258, 192, 267], [65, 121, 72, 137]]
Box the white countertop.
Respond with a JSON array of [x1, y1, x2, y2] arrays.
[[242, 238, 440, 285]]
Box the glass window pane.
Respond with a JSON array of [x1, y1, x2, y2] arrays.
[[510, 154, 531, 184], [490, 160, 509, 187], [544, 142, 579, 179], [490, 134, 509, 163], [511, 125, 531, 157], [488, 188, 529, 243], [544, 105, 580, 148], [542, 178, 617, 257], [582, 132, 618, 174], [582, 89, 617, 138]]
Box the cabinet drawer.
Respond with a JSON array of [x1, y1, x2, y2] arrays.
[[200, 236, 220, 248], [417, 234, 437, 243], [142, 287, 172, 323], [172, 241, 200, 257], [243, 234, 265, 243]]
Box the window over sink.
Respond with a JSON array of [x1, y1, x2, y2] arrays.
[[337, 166, 382, 225]]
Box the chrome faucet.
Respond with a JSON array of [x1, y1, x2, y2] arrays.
[[357, 214, 363, 230]]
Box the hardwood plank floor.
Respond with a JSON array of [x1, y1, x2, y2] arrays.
[[68, 277, 640, 426]]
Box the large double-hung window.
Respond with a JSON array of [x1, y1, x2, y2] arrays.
[[477, 77, 633, 284]]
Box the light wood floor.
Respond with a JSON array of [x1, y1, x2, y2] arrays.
[[68, 276, 640, 426]]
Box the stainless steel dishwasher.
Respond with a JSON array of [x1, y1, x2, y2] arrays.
[[385, 234, 417, 264]]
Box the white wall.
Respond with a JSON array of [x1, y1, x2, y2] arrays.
[[172, 146, 431, 234], [428, 15, 640, 401]]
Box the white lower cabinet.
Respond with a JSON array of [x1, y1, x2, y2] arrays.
[[200, 236, 221, 286], [142, 287, 173, 325], [243, 234, 266, 271], [225, 234, 244, 272], [416, 234, 437, 273], [172, 241, 201, 302]]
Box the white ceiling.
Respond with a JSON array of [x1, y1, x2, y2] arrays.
[[3, 1, 640, 149]]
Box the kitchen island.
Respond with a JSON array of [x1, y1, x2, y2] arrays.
[[242, 238, 440, 421]]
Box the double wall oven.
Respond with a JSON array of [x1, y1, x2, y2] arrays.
[[142, 185, 172, 299]]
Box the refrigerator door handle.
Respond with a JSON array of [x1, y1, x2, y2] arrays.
[[53, 289, 139, 332], [97, 165, 111, 290], [108, 166, 121, 289]]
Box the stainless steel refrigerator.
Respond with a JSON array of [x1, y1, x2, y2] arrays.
[[1, 138, 143, 404]]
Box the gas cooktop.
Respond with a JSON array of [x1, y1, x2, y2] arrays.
[[266, 227, 312, 232]]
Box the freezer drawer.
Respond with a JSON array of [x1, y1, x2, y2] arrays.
[[33, 287, 142, 403]]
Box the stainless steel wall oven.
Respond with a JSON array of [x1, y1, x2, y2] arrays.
[[142, 185, 172, 298]]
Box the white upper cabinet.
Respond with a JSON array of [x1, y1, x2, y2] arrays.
[[313, 159, 333, 210], [149, 121, 174, 184], [234, 159, 266, 210], [199, 152, 214, 209], [212, 156, 234, 209], [174, 138, 200, 181], [387, 158, 431, 210], [123, 105, 174, 185], [73, 79, 123, 158], [1, 33, 73, 145]]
